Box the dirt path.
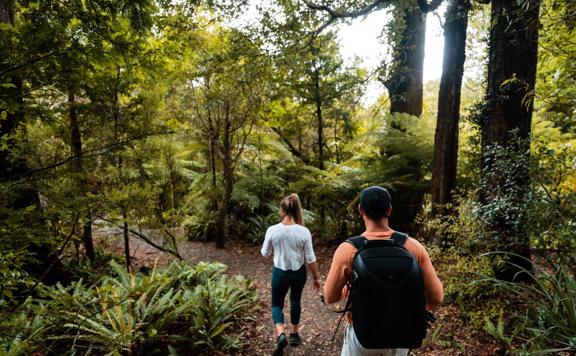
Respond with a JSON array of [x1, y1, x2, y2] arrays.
[[97, 229, 501, 356], [97, 228, 343, 355], [180, 242, 345, 356]]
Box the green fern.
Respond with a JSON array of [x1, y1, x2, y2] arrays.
[[5, 260, 257, 355]]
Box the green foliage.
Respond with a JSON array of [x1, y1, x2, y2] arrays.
[[483, 310, 514, 349], [536, 0, 576, 134], [0, 250, 32, 301], [2, 0, 575, 354], [0, 298, 47, 356], [241, 214, 278, 243], [421, 193, 508, 330], [529, 118, 576, 272], [481, 259, 576, 354], [0, 260, 257, 355], [478, 142, 532, 251]]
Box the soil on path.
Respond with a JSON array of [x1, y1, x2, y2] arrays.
[[98, 230, 501, 356]]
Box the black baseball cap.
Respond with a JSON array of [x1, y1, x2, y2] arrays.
[[359, 186, 392, 218]]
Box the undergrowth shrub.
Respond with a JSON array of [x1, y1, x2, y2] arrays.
[[0, 260, 257, 355], [480, 259, 576, 354], [423, 183, 576, 354], [530, 133, 576, 274], [422, 194, 508, 330]]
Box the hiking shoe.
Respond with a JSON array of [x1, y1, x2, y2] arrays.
[[289, 333, 301, 347], [272, 333, 287, 356]]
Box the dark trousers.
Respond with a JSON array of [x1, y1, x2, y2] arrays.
[[271, 264, 307, 325]]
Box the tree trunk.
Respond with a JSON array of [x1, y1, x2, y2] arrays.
[[380, 3, 427, 234], [312, 61, 328, 234], [199, 78, 219, 242], [480, 0, 540, 281], [205, 77, 218, 188], [431, 0, 470, 217], [208, 112, 217, 188], [68, 85, 95, 260], [123, 218, 131, 271], [112, 67, 130, 271], [313, 64, 325, 170], [334, 116, 340, 164], [0, 0, 14, 25], [215, 104, 233, 249], [384, 3, 426, 117]]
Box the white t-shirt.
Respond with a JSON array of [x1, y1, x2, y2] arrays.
[[261, 223, 316, 271]]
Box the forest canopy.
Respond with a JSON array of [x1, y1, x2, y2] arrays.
[[1, 0, 575, 354]]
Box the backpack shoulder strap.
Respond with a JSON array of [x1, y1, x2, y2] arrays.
[[391, 231, 408, 246], [345, 235, 367, 250]]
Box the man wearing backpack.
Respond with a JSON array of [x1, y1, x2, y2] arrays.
[[324, 186, 443, 355]]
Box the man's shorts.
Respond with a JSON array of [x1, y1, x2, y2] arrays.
[[341, 324, 410, 356]]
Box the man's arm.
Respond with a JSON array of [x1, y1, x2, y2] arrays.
[[323, 243, 354, 304], [409, 238, 444, 311], [421, 251, 443, 311]]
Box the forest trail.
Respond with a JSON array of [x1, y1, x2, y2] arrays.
[[179, 241, 345, 355], [97, 229, 497, 355], [98, 230, 344, 355]]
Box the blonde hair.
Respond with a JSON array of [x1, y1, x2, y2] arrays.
[[280, 193, 304, 225]]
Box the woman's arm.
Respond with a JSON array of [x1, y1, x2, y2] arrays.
[[308, 261, 322, 292], [303, 230, 321, 291], [261, 228, 272, 257], [303, 230, 317, 262]]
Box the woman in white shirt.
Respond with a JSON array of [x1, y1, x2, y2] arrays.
[[261, 193, 321, 356]]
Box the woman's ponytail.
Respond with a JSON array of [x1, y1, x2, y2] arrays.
[[280, 193, 304, 225]]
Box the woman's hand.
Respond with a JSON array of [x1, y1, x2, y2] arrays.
[[312, 278, 322, 293], [307, 262, 322, 293]]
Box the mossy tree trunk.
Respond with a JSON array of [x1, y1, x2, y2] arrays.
[[383, 3, 426, 118], [479, 0, 541, 280]]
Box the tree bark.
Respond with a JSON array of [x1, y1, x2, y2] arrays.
[[431, 0, 470, 216], [379, 3, 427, 234], [123, 219, 131, 271], [0, 0, 14, 25], [313, 63, 325, 170], [208, 110, 217, 188], [68, 85, 95, 260], [480, 0, 540, 280], [206, 77, 218, 188], [111, 67, 130, 271], [334, 116, 340, 164], [215, 103, 233, 249], [384, 4, 426, 117]]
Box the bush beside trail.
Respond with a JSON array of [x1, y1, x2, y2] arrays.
[[0, 260, 257, 355]]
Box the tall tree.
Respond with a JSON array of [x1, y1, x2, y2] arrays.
[[303, 0, 442, 118], [382, 1, 427, 117], [431, 0, 471, 216], [67, 81, 96, 260], [189, 29, 268, 248], [295, 34, 362, 169], [301, 0, 441, 233], [479, 0, 540, 280]]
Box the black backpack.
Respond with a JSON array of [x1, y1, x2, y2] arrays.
[[345, 232, 427, 349]]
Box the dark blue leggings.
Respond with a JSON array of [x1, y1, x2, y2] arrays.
[[271, 265, 307, 325]]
